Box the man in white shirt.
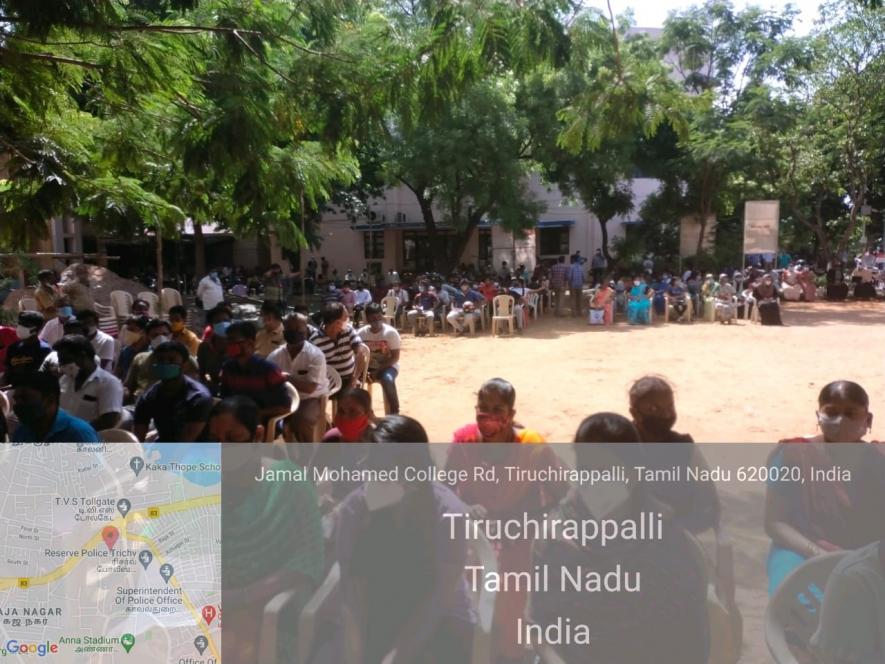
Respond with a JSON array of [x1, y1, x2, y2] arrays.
[[76, 310, 116, 370], [357, 303, 401, 414], [54, 334, 124, 431], [39, 301, 75, 348], [196, 269, 224, 326], [267, 313, 328, 442], [353, 281, 373, 326]]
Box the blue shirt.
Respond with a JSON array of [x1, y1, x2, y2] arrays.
[[443, 284, 484, 308], [134, 376, 213, 442], [12, 408, 100, 442], [568, 263, 584, 289]]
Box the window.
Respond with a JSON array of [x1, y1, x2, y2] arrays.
[[478, 228, 492, 263], [402, 230, 457, 272], [363, 231, 384, 259], [539, 227, 570, 256]]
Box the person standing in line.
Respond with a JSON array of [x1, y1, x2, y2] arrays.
[[196, 268, 225, 328], [591, 249, 606, 286], [548, 256, 570, 317], [568, 256, 585, 318]]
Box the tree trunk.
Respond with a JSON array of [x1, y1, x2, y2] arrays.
[[193, 221, 206, 282], [448, 214, 483, 276], [155, 225, 164, 295], [598, 216, 614, 266]]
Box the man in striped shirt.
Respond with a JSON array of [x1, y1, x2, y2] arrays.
[[309, 303, 368, 392]]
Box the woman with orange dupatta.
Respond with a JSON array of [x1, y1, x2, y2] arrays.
[[447, 378, 568, 664], [590, 280, 615, 325]]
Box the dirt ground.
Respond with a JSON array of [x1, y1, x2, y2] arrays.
[[394, 300, 885, 443]]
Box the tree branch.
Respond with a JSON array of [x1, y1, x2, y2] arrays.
[[0, 45, 102, 68]]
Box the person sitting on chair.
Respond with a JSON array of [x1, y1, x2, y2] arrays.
[[54, 334, 123, 432], [406, 281, 438, 336], [811, 538, 885, 663], [11, 371, 100, 442], [357, 303, 401, 415]]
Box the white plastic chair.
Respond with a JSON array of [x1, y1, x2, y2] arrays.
[[313, 366, 342, 442], [99, 428, 140, 443], [94, 302, 119, 338], [18, 297, 38, 312], [380, 295, 399, 328], [525, 292, 540, 319], [491, 294, 516, 336], [137, 291, 161, 318], [0, 390, 9, 418], [266, 381, 300, 442], [110, 291, 133, 322], [160, 288, 183, 314], [765, 552, 847, 664]]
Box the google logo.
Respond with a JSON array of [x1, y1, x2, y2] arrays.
[[2, 641, 59, 656]]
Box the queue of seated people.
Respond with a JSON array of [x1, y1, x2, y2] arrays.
[[211, 375, 884, 664], [0, 297, 403, 444]]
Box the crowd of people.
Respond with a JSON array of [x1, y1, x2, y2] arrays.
[[216, 376, 883, 664]]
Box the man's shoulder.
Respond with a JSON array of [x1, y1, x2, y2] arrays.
[[182, 375, 212, 398]]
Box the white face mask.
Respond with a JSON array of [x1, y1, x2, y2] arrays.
[[150, 335, 171, 350], [817, 412, 868, 443], [577, 480, 631, 520], [59, 362, 80, 379], [16, 325, 34, 340], [364, 482, 405, 512]]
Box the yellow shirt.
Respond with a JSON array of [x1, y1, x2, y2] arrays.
[[172, 328, 200, 356]]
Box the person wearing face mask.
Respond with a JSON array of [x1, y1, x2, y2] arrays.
[[267, 314, 328, 442], [167, 305, 200, 356], [114, 316, 150, 381], [197, 305, 232, 392], [326, 435, 477, 664], [54, 334, 124, 432], [38, 299, 75, 347], [2, 311, 51, 386], [357, 303, 401, 415], [75, 310, 115, 371], [321, 388, 375, 442], [627, 377, 720, 534], [218, 320, 291, 424], [10, 371, 100, 442], [309, 303, 367, 392], [626, 275, 652, 325], [133, 341, 213, 442], [752, 272, 783, 325], [446, 378, 565, 662], [125, 319, 199, 403], [196, 268, 225, 328], [529, 442, 710, 664], [406, 280, 438, 336], [766, 380, 885, 595], [254, 301, 285, 358], [214, 395, 324, 663]]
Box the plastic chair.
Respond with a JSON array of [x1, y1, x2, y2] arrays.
[[313, 366, 342, 442], [491, 294, 516, 336], [99, 428, 140, 443], [765, 552, 846, 664], [137, 291, 161, 318], [525, 292, 540, 319], [94, 302, 119, 338], [666, 294, 694, 324], [0, 390, 9, 418], [160, 287, 183, 314], [265, 381, 300, 442], [110, 291, 133, 322], [18, 297, 38, 312], [380, 295, 399, 328]]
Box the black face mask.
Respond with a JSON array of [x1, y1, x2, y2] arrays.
[[638, 415, 676, 440], [283, 329, 304, 345]]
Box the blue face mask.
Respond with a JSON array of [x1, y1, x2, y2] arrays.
[[213, 321, 231, 337], [58, 306, 74, 319], [152, 363, 182, 381]]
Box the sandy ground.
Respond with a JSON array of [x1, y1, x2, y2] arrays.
[[393, 300, 883, 662], [394, 300, 885, 443]]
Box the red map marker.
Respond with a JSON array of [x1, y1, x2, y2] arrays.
[[202, 605, 216, 626], [102, 526, 119, 551]]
